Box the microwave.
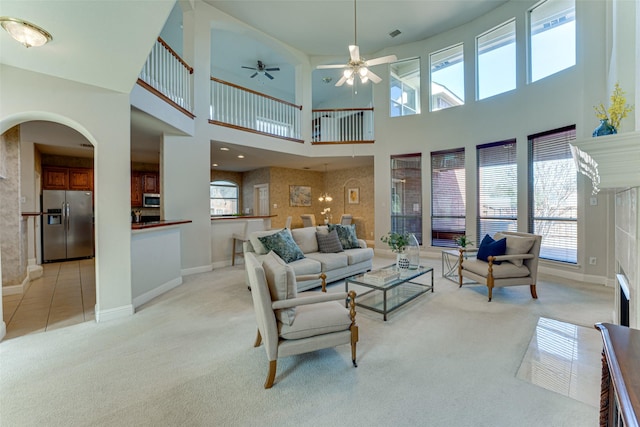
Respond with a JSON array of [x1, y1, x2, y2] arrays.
[[143, 193, 160, 208]]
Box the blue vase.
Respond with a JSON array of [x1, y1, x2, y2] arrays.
[[592, 119, 617, 137]]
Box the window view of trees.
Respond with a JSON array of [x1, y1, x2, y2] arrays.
[[210, 180, 239, 215]]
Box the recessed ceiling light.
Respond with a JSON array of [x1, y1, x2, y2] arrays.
[[237, 155, 244, 159], [212, 163, 218, 167], [220, 147, 229, 151]]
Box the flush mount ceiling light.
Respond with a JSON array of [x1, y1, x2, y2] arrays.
[[0, 17, 52, 48]]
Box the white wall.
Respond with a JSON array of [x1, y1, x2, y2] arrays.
[[0, 64, 134, 321]]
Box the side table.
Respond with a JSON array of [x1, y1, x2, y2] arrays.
[[442, 248, 477, 284]]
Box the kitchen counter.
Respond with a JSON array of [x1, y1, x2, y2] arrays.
[[131, 219, 192, 231], [210, 214, 276, 221]]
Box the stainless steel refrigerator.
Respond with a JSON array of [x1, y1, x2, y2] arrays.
[[42, 190, 94, 262]]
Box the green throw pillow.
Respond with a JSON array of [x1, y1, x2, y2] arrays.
[[328, 224, 360, 249], [258, 229, 305, 263]]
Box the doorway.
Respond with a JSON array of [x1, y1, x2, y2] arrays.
[[254, 184, 269, 216]]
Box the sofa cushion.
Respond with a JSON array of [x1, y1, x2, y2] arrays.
[[462, 259, 530, 279], [493, 233, 536, 267], [306, 252, 349, 272], [250, 228, 288, 255], [262, 251, 297, 325], [316, 229, 344, 253], [315, 225, 329, 235], [476, 234, 506, 264], [345, 247, 375, 265], [288, 257, 322, 276], [279, 300, 351, 340], [328, 224, 360, 249], [291, 227, 319, 254], [258, 229, 305, 263]]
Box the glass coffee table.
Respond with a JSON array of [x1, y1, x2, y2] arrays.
[[345, 265, 434, 321]]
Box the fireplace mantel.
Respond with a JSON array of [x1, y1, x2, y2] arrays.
[[571, 131, 640, 190]]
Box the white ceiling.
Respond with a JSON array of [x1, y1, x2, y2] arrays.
[[2, 0, 508, 171]]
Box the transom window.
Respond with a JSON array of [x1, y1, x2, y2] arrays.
[[477, 19, 516, 100], [210, 180, 239, 216], [390, 58, 421, 117], [430, 43, 465, 111]]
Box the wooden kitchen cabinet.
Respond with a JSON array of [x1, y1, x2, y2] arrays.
[[142, 173, 159, 193], [130, 171, 159, 207], [69, 168, 93, 190], [42, 167, 69, 190], [131, 172, 143, 207]]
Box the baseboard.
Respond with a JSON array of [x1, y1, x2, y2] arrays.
[[2, 274, 31, 296], [181, 264, 213, 276], [538, 265, 612, 286], [94, 304, 134, 322], [133, 277, 182, 309], [211, 260, 232, 269]]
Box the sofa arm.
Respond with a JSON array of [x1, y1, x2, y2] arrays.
[[357, 239, 368, 248]]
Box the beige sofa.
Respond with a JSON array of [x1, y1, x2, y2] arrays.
[[244, 226, 374, 291]]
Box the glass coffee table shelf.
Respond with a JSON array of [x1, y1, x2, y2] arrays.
[[345, 265, 434, 321]]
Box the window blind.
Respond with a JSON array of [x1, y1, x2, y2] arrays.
[[391, 153, 422, 244], [528, 125, 577, 263], [477, 140, 517, 242], [431, 148, 465, 247]]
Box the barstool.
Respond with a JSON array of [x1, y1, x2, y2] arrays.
[[232, 219, 264, 266]]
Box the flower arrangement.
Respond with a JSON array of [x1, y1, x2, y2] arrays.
[[380, 231, 411, 253], [321, 207, 331, 222], [594, 83, 634, 131]]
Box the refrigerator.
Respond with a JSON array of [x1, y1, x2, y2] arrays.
[[42, 190, 94, 262]]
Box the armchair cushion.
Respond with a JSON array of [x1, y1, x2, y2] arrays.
[[476, 234, 507, 264], [279, 300, 352, 340], [462, 259, 530, 279], [259, 229, 305, 263], [493, 232, 536, 267], [262, 251, 297, 325], [328, 224, 360, 249], [316, 229, 344, 253]]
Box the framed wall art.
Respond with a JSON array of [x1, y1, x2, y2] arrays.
[[289, 185, 312, 207], [347, 187, 359, 204]]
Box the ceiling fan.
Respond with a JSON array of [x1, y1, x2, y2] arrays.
[[317, 0, 397, 86], [242, 60, 280, 80]]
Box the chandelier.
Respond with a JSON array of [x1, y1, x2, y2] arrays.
[[318, 164, 333, 202]]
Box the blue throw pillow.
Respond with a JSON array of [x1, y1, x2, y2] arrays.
[[258, 229, 305, 263], [328, 224, 360, 249], [476, 234, 506, 264]]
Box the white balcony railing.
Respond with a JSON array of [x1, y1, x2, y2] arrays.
[[138, 37, 194, 115], [210, 77, 303, 142], [312, 108, 375, 144]]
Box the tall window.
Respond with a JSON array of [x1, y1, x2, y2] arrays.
[[391, 154, 422, 243], [390, 58, 421, 117], [528, 126, 577, 263], [431, 149, 466, 247], [430, 44, 465, 111], [210, 180, 239, 215], [477, 19, 516, 100], [529, 0, 576, 82], [477, 140, 517, 241]]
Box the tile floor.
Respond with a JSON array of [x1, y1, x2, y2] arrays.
[[2, 259, 95, 340], [517, 317, 603, 408]]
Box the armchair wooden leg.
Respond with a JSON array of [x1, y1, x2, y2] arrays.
[[530, 284, 538, 299], [254, 330, 262, 347], [264, 360, 277, 389], [351, 325, 359, 368], [458, 250, 464, 288], [320, 273, 327, 293]]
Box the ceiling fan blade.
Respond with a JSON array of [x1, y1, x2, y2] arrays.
[[366, 54, 398, 66], [264, 72, 275, 80], [367, 70, 382, 83], [349, 45, 360, 62], [335, 75, 348, 87], [265, 67, 280, 71], [242, 66, 258, 70], [317, 64, 348, 69], [250, 72, 258, 78]]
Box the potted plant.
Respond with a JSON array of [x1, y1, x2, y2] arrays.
[[453, 235, 474, 249], [380, 231, 411, 269]]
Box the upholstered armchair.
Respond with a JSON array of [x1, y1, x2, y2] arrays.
[[245, 251, 358, 389], [458, 231, 542, 302]]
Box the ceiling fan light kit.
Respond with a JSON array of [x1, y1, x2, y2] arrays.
[[242, 60, 280, 80], [316, 0, 396, 87]]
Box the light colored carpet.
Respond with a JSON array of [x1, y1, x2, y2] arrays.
[[0, 256, 613, 426]]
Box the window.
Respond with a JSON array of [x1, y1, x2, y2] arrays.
[[430, 44, 465, 111], [390, 58, 421, 117], [529, 0, 576, 82], [477, 19, 516, 100], [477, 140, 517, 241], [528, 125, 577, 263], [210, 180, 239, 215], [431, 149, 466, 247], [391, 154, 422, 243]]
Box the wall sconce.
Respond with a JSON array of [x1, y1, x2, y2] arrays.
[[0, 17, 53, 48]]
